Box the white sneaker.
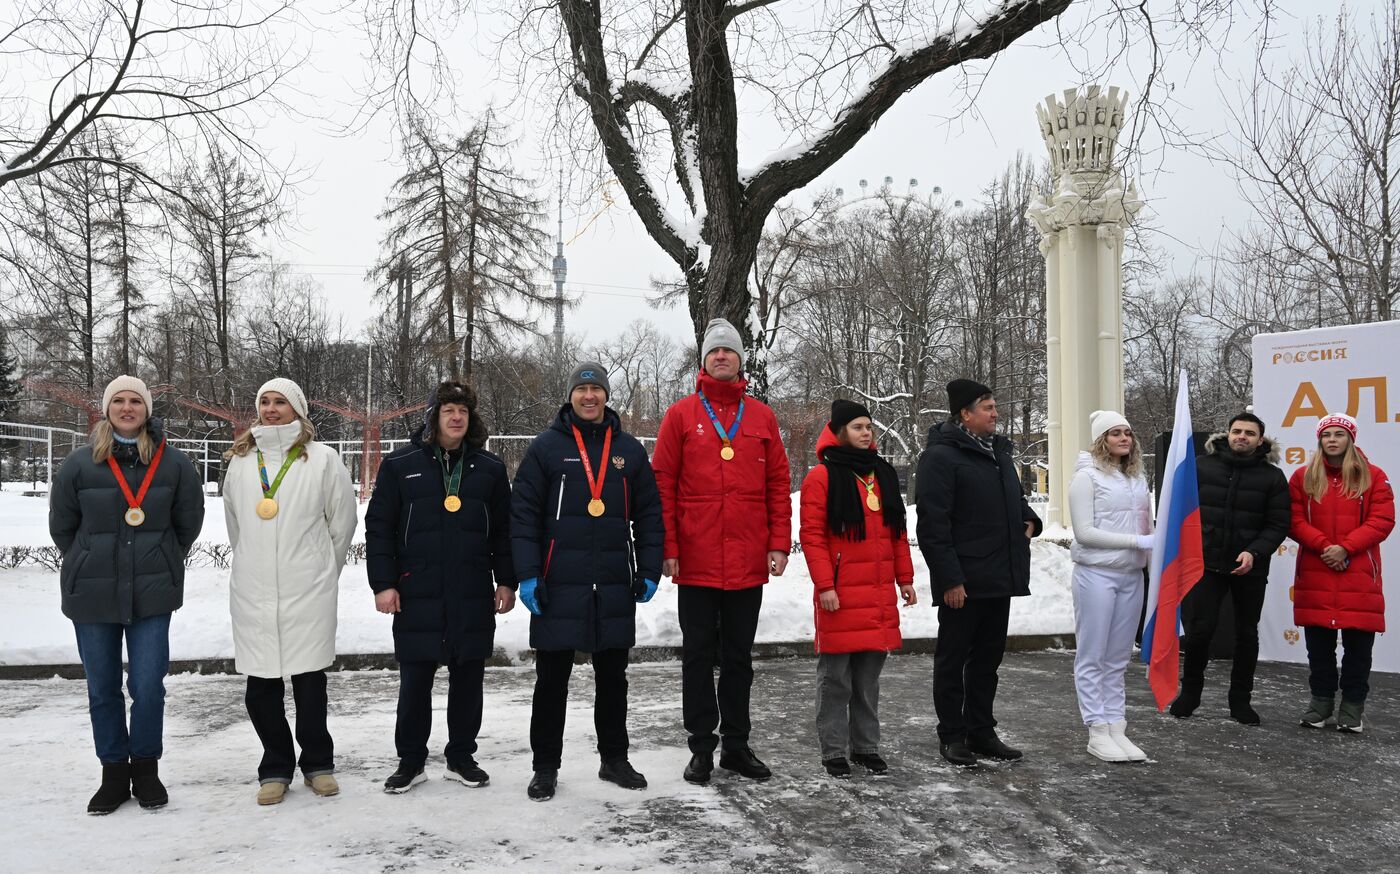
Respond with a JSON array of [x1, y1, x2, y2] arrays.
[[1107, 720, 1147, 762], [1087, 724, 1129, 762]]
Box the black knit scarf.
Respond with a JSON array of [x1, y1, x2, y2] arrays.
[[821, 444, 907, 541]]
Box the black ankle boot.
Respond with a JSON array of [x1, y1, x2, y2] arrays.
[[1228, 692, 1261, 726], [1169, 682, 1203, 718], [130, 757, 168, 808], [88, 761, 131, 815]]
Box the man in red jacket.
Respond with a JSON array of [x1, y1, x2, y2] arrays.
[[652, 318, 792, 784]]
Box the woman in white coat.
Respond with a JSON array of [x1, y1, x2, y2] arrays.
[[224, 378, 357, 805], [1068, 410, 1154, 763]]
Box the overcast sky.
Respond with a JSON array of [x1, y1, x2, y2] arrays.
[[259, 0, 1349, 347]]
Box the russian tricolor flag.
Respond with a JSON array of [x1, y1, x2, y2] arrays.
[[1141, 372, 1205, 710]]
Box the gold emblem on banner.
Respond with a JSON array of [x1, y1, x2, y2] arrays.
[[1284, 629, 1300, 645]]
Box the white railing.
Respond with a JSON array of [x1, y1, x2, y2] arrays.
[[0, 423, 657, 492]]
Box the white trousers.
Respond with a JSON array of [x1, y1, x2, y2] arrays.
[[1072, 564, 1144, 726]]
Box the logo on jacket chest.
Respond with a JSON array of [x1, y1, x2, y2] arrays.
[[612, 455, 625, 470], [696, 423, 704, 436]]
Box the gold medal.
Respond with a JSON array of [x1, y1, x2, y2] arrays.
[[588, 498, 605, 517], [444, 495, 462, 512], [866, 493, 882, 512], [720, 445, 735, 461], [256, 497, 280, 520], [124, 507, 146, 527]]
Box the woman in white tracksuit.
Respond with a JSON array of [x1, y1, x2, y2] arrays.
[[1069, 410, 1154, 763], [225, 378, 358, 805]]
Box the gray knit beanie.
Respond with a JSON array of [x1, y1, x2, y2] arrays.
[[700, 318, 746, 368], [565, 362, 610, 401]]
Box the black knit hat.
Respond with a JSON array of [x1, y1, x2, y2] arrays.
[[828, 399, 872, 434], [947, 378, 993, 416]]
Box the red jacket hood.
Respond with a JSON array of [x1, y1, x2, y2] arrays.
[[814, 424, 878, 461]]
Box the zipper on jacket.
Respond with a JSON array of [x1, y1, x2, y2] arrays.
[[404, 503, 414, 548], [834, 552, 842, 587], [543, 539, 556, 580], [482, 503, 489, 538], [555, 474, 566, 520]]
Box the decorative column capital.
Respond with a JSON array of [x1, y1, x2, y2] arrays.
[[1026, 85, 1142, 239]]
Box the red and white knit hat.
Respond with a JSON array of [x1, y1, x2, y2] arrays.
[[1316, 413, 1358, 441]]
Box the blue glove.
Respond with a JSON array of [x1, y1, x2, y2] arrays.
[[634, 578, 658, 604], [519, 578, 543, 615]]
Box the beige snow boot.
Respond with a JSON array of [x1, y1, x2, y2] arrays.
[[256, 781, 288, 806]]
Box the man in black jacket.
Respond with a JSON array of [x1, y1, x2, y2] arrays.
[[511, 363, 665, 801], [365, 381, 517, 793], [1171, 412, 1290, 724], [915, 379, 1042, 767]]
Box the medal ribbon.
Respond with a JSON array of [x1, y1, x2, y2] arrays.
[[571, 424, 613, 509], [107, 440, 167, 513], [435, 447, 464, 498], [256, 445, 304, 499], [856, 473, 877, 498], [698, 392, 744, 450]]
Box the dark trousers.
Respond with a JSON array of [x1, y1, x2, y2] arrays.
[[678, 584, 764, 755], [245, 671, 334, 783], [934, 596, 1010, 743], [1304, 626, 1376, 703], [395, 659, 485, 768], [1181, 570, 1267, 695], [530, 647, 630, 771]]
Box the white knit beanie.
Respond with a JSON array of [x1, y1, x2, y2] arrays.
[[256, 377, 309, 420], [102, 375, 153, 417], [700, 318, 746, 368], [1089, 409, 1131, 444]]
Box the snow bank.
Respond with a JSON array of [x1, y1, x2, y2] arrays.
[[1, 492, 1074, 666]]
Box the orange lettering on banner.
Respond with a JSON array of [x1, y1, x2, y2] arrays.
[[1346, 377, 1389, 423], [1282, 382, 1327, 427]]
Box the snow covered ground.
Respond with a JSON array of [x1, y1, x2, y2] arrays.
[[4, 654, 1397, 873], [0, 491, 1074, 666]]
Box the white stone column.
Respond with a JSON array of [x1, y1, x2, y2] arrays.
[[1027, 86, 1142, 529]]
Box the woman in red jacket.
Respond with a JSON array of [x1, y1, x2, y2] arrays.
[[799, 400, 916, 778], [1289, 413, 1395, 733]]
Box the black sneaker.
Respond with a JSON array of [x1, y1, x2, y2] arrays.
[[939, 741, 979, 768], [967, 732, 1023, 761], [383, 762, 427, 794], [718, 748, 772, 780], [822, 757, 851, 778], [849, 752, 889, 775], [444, 759, 489, 788], [683, 753, 713, 784], [599, 758, 648, 790], [527, 769, 558, 801]]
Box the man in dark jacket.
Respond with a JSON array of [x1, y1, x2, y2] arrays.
[[365, 381, 516, 793], [915, 379, 1042, 767], [1171, 412, 1290, 724], [511, 363, 665, 801]]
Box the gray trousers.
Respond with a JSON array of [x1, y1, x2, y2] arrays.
[[815, 651, 888, 759]]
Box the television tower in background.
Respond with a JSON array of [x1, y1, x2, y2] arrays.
[[551, 172, 567, 360]]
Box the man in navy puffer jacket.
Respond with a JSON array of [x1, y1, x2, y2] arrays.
[[511, 362, 664, 801]]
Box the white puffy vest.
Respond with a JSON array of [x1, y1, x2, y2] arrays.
[[1069, 453, 1152, 571]]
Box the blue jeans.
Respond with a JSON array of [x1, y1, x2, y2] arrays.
[[73, 613, 172, 764]]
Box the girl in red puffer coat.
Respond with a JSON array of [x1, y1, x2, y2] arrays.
[[1289, 413, 1395, 733], [799, 400, 916, 779]]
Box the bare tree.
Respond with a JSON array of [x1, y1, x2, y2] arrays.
[[1225, 3, 1400, 323], [370, 114, 549, 382], [0, 0, 302, 191], [169, 143, 286, 405]]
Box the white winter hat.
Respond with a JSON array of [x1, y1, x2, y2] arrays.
[[1090, 410, 1131, 444], [700, 318, 746, 368], [256, 377, 309, 420], [102, 375, 153, 417]]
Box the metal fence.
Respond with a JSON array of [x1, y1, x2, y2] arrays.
[[0, 422, 656, 495]]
